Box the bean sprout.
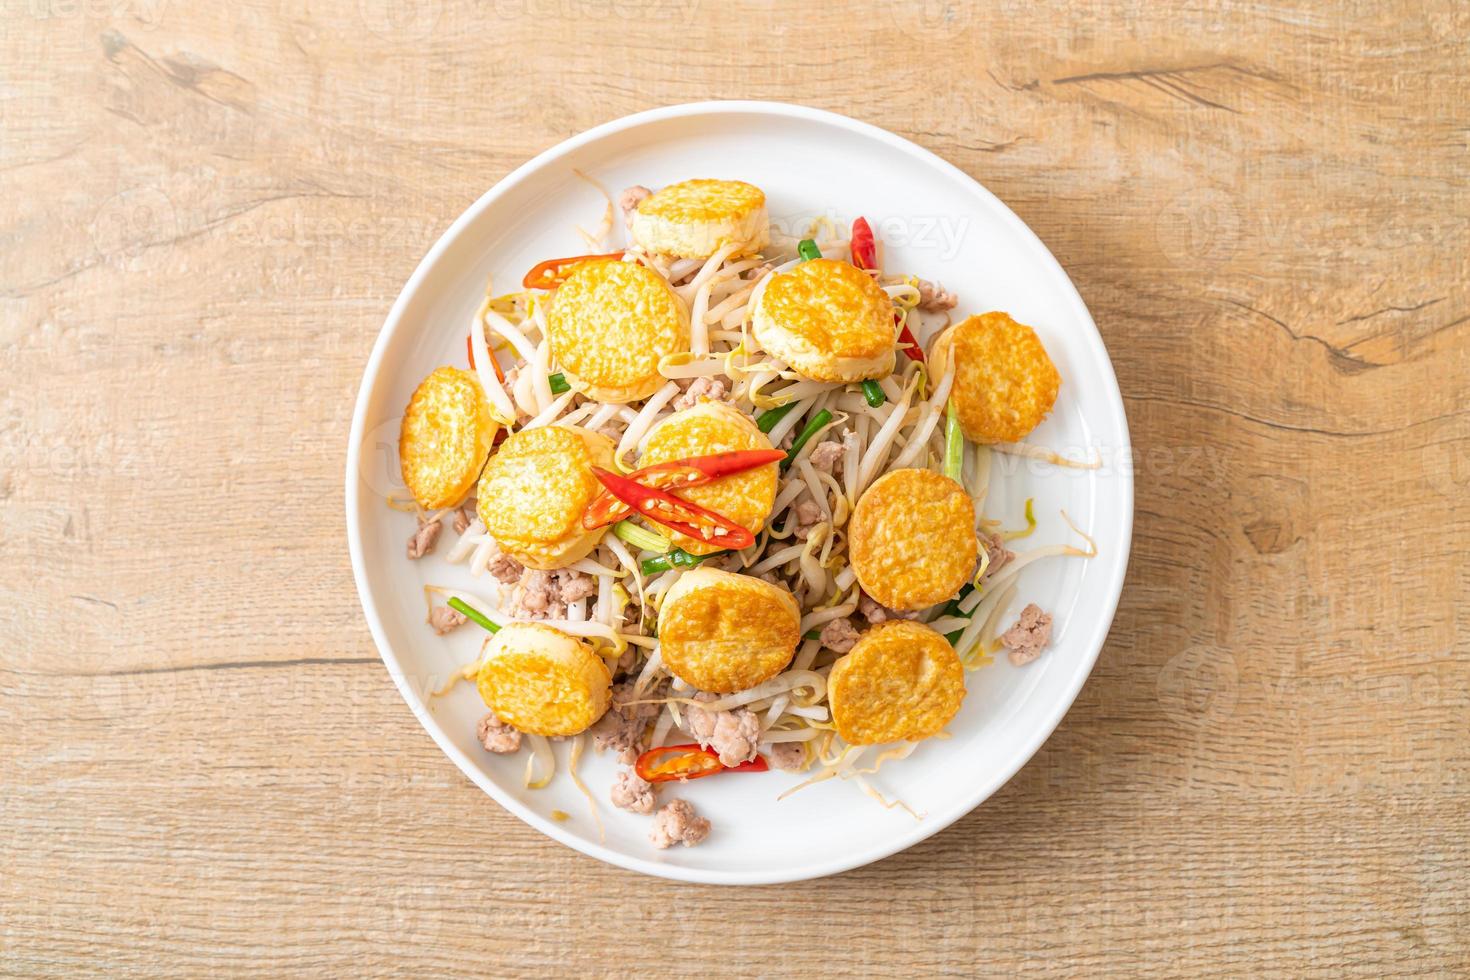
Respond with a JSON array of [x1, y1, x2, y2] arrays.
[[990, 442, 1104, 469], [658, 353, 729, 379], [888, 361, 955, 471], [525, 734, 555, 789], [856, 375, 918, 493], [484, 310, 542, 373], [681, 670, 826, 712], [760, 728, 821, 743], [566, 733, 603, 840], [523, 390, 576, 429], [615, 380, 679, 467], [569, 557, 625, 578], [469, 298, 518, 424]]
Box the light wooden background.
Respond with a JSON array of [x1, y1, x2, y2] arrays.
[[2, 0, 1467, 975]]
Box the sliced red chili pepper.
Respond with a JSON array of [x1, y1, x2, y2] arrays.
[[635, 743, 769, 783], [848, 218, 919, 361], [582, 450, 786, 529], [522, 251, 626, 290], [636, 449, 787, 484], [582, 493, 632, 530], [582, 451, 783, 531], [589, 468, 756, 549], [896, 313, 925, 363], [850, 216, 877, 272], [466, 334, 506, 382]]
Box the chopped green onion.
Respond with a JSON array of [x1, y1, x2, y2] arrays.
[[756, 401, 799, 433], [783, 409, 833, 470], [943, 398, 964, 481], [448, 597, 500, 634], [797, 239, 821, 262], [613, 520, 670, 554], [861, 380, 886, 407], [803, 629, 820, 641], [548, 372, 570, 395], [940, 584, 974, 645], [640, 548, 723, 576]]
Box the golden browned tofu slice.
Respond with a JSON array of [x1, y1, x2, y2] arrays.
[[849, 468, 977, 611], [398, 366, 497, 510], [658, 568, 800, 693], [828, 620, 964, 744], [545, 258, 689, 403], [638, 401, 779, 556], [476, 623, 612, 736], [752, 258, 896, 382], [930, 311, 1060, 444], [475, 425, 616, 570], [631, 178, 769, 259]]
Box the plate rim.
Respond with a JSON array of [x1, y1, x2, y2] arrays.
[[344, 99, 1134, 885]]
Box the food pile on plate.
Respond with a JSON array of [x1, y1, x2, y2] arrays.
[[393, 178, 1094, 849]]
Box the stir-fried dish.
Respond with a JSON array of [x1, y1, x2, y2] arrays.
[[393, 178, 1098, 850]]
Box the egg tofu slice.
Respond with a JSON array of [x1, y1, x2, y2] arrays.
[[930, 312, 1060, 444], [849, 468, 978, 611], [631, 179, 769, 259], [657, 568, 801, 693], [475, 425, 616, 570], [828, 620, 965, 744], [545, 258, 690, 404], [476, 623, 612, 736], [751, 258, 897, 382], [638, 401, 779, 556], [399, 366, 498, 510]]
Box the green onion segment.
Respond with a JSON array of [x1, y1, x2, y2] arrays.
[[448, 597, 500, 634]]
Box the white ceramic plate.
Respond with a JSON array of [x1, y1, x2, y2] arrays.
[[345, 101, 1132, 885]]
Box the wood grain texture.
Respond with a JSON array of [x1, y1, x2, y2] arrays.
[[2, 0, 1467, 975]]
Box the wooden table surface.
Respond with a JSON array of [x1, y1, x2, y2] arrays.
[[3, 1, 1467, 975]]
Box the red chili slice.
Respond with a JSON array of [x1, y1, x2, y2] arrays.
[[850, 216, 877, 272], [589, 468, 757, 549], [579, 455, 782, 531], [522, 251, 626, 290], [581, 450, 786, 530], [637, 449, 786, 483], [896, 313, 925, 363], [849, 217, 920, 361], [635, 743, 769, 783]]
